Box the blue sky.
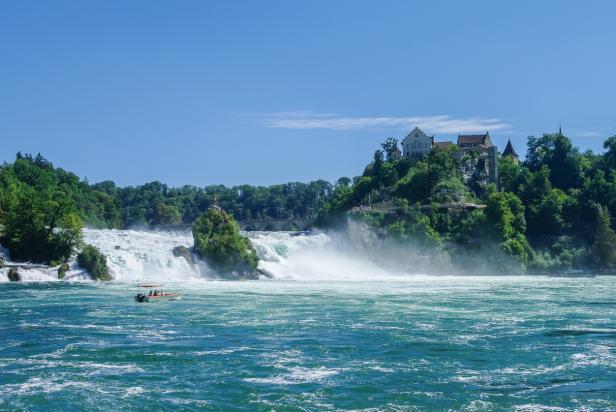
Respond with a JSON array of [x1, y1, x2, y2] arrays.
[[1, 1, 615, 186]]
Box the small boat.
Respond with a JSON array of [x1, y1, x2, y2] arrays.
[[134, 284, 182, 303]]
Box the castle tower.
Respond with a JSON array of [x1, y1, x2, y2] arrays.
[[502, 139, 519, 164]]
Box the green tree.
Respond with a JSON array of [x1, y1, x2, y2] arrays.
[[499, 156, 522, 193], [485, 191, 530, 264], [602, 135, 616, 170], [526, 133, 583, 190], [0, 163, 84, 263], [591, 206, 616, 268], [381, 138, 400, 161], [153, 202, 182, 225]]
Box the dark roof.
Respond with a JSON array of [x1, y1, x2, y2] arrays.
[[502, 139, 518, 157], [434, 141, 454, 148], [457, 133, 489, 145]]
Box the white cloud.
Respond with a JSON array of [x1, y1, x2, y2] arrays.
[[568, 129, 602, 138], [261, 111, 510, 134]]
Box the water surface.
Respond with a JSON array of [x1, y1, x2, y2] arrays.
[[1, 276, 615, 410]]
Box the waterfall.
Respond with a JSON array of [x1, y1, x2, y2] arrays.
[[0, 227, 401, 283]]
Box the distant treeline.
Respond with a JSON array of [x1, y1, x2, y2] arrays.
[[0, 152, 337, 230]]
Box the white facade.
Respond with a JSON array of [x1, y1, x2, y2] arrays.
[[401, 127, 433, 159]]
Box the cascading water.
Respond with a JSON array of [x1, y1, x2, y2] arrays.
[[248, 231, 394, 281], [83, 229, 207, 282], [0, 227, 397, 282], [0, 229, 203, 283]]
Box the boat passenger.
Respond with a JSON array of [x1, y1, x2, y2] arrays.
[[149, 290, 152, 296]]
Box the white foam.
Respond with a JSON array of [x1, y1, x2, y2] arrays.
[[2, 377, 99, 395], [0, 228, 536, 283], [244, 366, 342, 385], [82, 228, 208, 282]]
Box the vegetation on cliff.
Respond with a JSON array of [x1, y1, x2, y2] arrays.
[[0, 154, 84, 264], [316, 132, 616, 273], [57, 262, 69, 279], [77, 245, 111, 281], [8, 268, 19, 281], [192, 207, 260, 278]]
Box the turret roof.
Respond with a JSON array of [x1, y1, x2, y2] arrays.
[[502, 139, 518, 157]]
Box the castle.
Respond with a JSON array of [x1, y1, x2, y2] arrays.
[[394, 126, 518, 186]]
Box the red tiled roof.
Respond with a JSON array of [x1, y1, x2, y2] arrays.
[[457, 134, 489, 145]]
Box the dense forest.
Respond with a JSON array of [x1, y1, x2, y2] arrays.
[[315, 132, 616, 273], [0, 153, 335, 229]]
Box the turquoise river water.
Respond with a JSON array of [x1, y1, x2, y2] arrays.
[[1, 276, 616, 411]]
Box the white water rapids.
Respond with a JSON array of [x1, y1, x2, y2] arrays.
[[0, 228, 394, 283]]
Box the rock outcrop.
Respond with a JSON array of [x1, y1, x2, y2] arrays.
[[8, 267, 19, 281], [192, 207, 260, 279], [77, 245, 111, 281], [58, 263, 69, 279], [172, 245, 195, 266]]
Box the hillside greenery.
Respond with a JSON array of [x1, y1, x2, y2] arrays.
[[0, 154, 84, 264], [2, 130, 616, 274], [315, 133, 616, 273]]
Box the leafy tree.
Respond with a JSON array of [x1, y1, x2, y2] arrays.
[[499, 156, 522, 193], [0, 157, 84, 263], [526, 133, 583, 190], [602, 135, 616, 170], [381, 138, 400, 161], [591, 206, 616, 268], [153, 202, 182, 225], [336, 177, 351, 188], [484, 191, 531, 267]]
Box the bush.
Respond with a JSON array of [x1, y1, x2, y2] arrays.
[[192, 207, 260, 278], [77, 245, 111, 281], [58, 263, 69, 279], [8, 268, 19, 281]]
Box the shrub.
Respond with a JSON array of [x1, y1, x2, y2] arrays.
[[77, 245, 111, 281], [192, 207, 259, 278], [8, 267, 19, 281], [58, 263, 69, 279]]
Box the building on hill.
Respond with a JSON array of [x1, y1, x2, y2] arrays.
[[433, 141, 455, 150], [502, 139, 519, 164], [401, 127, 434, 159], [390, 145, 401, 160], [397, 127, 500, 187], [456, 132, 499, 186], [457, 133, 493, 149]]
